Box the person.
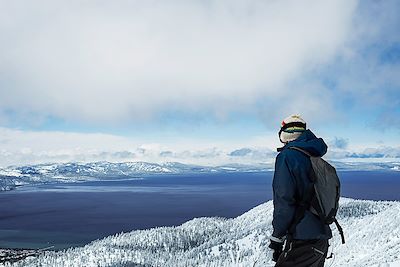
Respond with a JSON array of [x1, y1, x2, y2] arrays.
[[269, 114, 332, 267]]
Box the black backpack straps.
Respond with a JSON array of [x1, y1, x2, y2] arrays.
[[287, 146, 318, 239], [289, 146, 345, 245], [334, 218, 346, 244], [289, 147, 317, 183], [289, 146, 312, 157], [287, 182, 316, 240]]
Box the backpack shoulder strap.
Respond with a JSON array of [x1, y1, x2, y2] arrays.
[[287, 182, 316, 240], [334, 218, 346, 244], [289, 146, 312, 157], [290, 146, 318, 182], [287, 146, 317, 239]]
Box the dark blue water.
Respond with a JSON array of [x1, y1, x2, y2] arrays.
[[0, 171, 399, 249]]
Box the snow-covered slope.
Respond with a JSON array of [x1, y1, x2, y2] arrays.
[[5, 198, 400, 267]]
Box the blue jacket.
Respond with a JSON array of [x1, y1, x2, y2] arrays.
[[272, 129, 332, 240]]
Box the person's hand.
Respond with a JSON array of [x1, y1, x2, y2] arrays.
[[268, 236, 284, 262]]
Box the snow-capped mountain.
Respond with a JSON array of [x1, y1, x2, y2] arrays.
[[0, 161, 271, 191], [1, 160, 399, 191], [4, 198, 400, 267], [0, 161, 270, 178], [332, 161, 400, 172]]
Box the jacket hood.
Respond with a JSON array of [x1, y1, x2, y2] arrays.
[[285, 129, 327, 157]]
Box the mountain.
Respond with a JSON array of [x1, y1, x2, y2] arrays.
[[6, 198, 400, 267], [1, 160, 399, 191], [0, 161, 271, 191], [1, 161, 271, 177], [331, 161, 400, 172]]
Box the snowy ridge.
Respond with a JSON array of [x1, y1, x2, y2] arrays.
[[5, 198, 400, 267], [0, 161, 270, 179], [1, 160, 399, 191], [0, 162, 270, 191], [332, 161, 400, 172]]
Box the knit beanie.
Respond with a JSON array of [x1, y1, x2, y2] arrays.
[[279, 114, 306, 143]]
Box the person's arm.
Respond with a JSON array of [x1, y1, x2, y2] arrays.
[[271, 152, 297, 239], [269, 152, 297, 261]]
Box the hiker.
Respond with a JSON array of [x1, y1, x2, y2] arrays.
[[268, 115, 332, 267]]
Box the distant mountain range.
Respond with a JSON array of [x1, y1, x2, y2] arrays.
[[0, 160, 399, 191], [0, 161, 271, 178], [0, 161, 271, 191]]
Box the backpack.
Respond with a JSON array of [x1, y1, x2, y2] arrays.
[[288, 146, 345, 244]]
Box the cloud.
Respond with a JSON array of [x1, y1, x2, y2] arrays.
[[330, 137, 349, 149], [190, 147, 222, 159], [326, 145, 400, 160], [372, 108, 400, 131], [0, 127, 278, 167], [316, 0, 400, 126], [227, 147, 277, 161], [108, 151, 136, 159], [160, 151, 173, 157], [261, 0, 400, 128], [0, 0, 358, 126], [229, 148, 252, 157], [0, 127, 140, 166], [0, 127, 399, 167], [346, 147, 400, 159]]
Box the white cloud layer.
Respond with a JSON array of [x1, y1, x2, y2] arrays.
[[0, 0, 358, 125], [0, 127, 399, 168], [0, 127, 277, 167]]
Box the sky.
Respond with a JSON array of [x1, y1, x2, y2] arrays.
[[0, 0, 399, 167]]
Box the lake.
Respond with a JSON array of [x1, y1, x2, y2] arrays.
[[0, 171, 399, 250]]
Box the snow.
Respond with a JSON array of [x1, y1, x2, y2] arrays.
[[372, 261, 400, 267], [0, 169, 22, 177], [220, 167, 238, 171], [0, 161, 273, 191], [328, 159, 400, 172], [4, 198, 400, 267], [388, 261, 400, 267], [1, 160, 399, 192]]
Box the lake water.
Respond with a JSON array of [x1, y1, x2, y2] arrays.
[[0, 171, 399, 250]]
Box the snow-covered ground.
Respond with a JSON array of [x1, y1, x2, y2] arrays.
[[3, 198, 400, 267]]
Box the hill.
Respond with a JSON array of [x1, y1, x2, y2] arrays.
[[6, 198, 400, 267]]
